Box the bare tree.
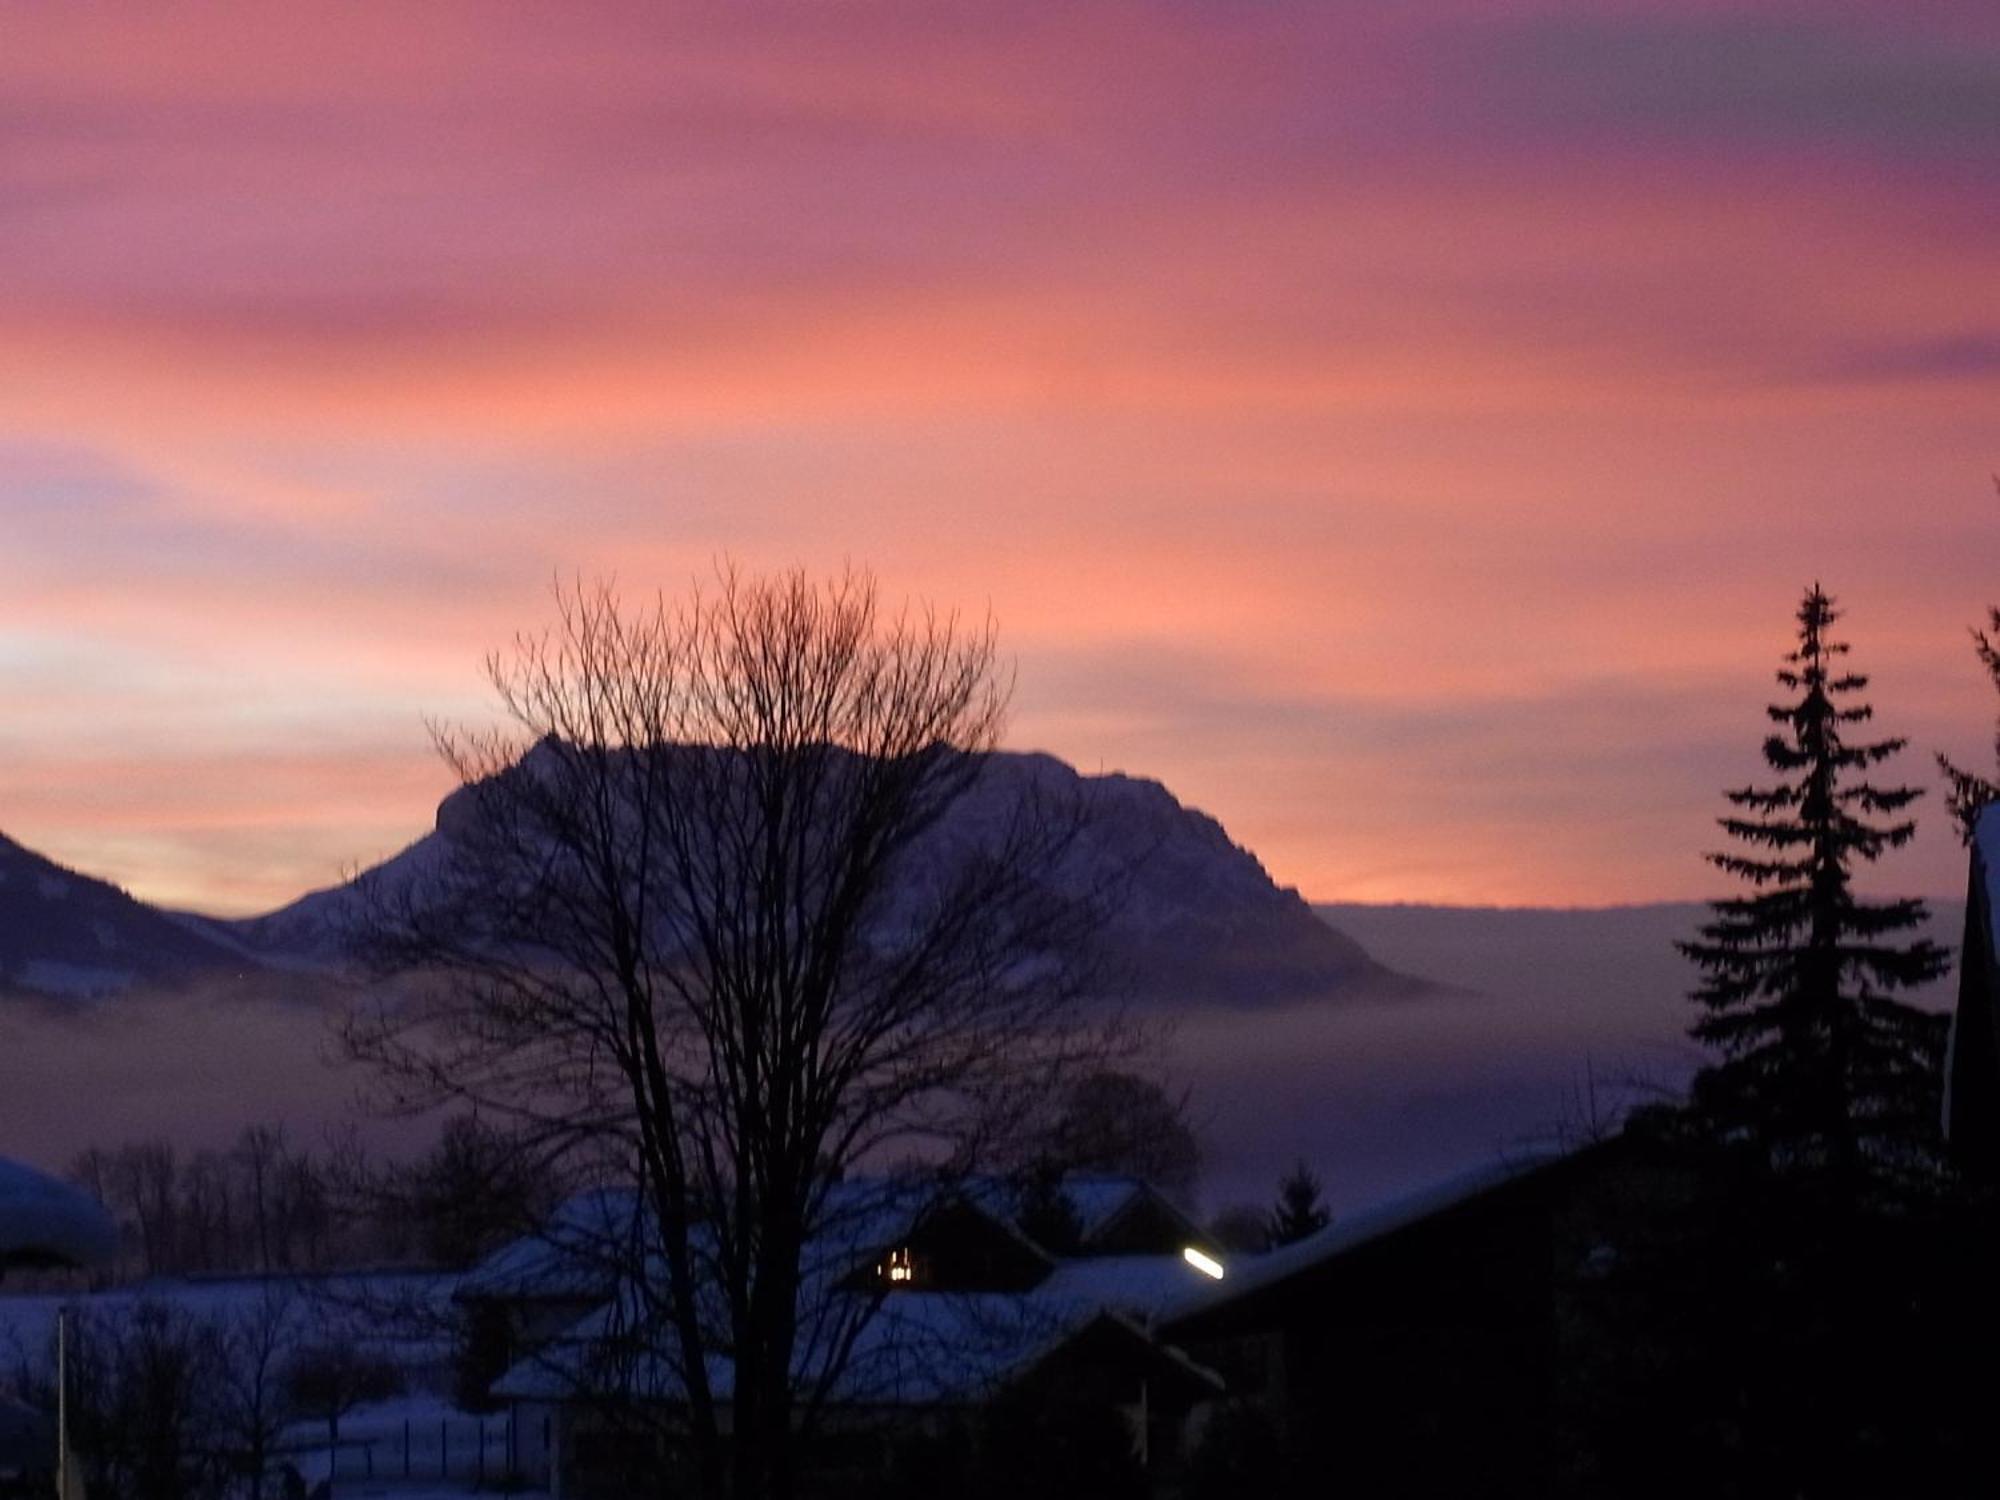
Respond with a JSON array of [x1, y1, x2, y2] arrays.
[[108, 1142, 178, 1277], [211, 1288, 301, 1500], [58, 1301, 222, 1500], [180, 1151, 236, 1274], [234, 1127, 285, 1273], [282, 1337, 402, 1450], [341, 567, 1112, 1500]]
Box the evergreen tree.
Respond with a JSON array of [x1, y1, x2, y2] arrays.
[[1266, 1160, 1330, 1246], [1935, 604, 2000, 841], [1679, 585, 1951, 1186]]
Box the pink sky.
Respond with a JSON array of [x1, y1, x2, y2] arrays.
[[0, 1, 1995, 914]]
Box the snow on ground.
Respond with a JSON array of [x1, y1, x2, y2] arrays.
[[0, 1270, 459, 1384], [285, 1391, 552, 1495]]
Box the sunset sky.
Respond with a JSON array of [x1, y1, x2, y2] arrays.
[[0, 1, 1994, 915]]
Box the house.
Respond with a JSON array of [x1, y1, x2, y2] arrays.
[[463, 1172, 1226, 1498], [1945, 802, 2000, 1173], [1157, 1141, 1651, 1498]]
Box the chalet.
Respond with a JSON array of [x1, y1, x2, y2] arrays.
[[464, 1172, 1226, 1498], [1945, 802, 2000, 1173]]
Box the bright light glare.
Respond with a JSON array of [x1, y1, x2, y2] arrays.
[[1182, 1246, 1225, 1279]]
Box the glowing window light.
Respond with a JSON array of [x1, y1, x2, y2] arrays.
[[885, 1247, 915, 1284], [1182, 1246, 1225, 1280]]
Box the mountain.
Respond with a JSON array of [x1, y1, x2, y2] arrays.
[[222, 748, 1424, 1006], [0, 832, 263, 1000]]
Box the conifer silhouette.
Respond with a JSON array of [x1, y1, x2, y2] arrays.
[[1680, 586, 1950, 1186]]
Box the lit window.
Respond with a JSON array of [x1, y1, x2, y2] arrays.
[[884, 1246, 916, 1284]]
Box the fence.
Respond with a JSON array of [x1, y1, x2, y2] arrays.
[[318, 1411, 553, 1490]]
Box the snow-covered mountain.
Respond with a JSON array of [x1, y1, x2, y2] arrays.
[[219, 748, 1424, 1006], [0, 832, 263, 1000]]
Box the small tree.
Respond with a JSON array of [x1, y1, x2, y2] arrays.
[[211, 1289, 300, 1500], [1045, 1071, 1201, 1205], [1266, 1161, 1330, 1247], [1679, 585, 1950, 1188], [391, 1114, 555, 1268], [58, 1302, 222, 1500], [283, 1339, 403, 1448]]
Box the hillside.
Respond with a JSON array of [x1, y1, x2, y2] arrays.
[[0, 832, 262, 1000]]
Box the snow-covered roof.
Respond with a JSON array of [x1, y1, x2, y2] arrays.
[[1055, 1174, 1183, 1243], [1161, 1150, 1563, 1326], [1036, 1254, 1221, 1324], [0, 1156, 117, 1270], [455, 1188, 641, 1303], [494, 1278, 1221, 1408], [458, 1175, 1058, 1309]]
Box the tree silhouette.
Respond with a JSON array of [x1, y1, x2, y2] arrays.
[[1045, 1071, 1201, 1205], [341, 567, 1110, 1500], [1266, 1160, 1330, 1246], [1679, 585, 1950, 1188]]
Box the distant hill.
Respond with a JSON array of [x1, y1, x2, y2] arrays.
[[0, 833, 262, 1000], [220, 747, 1428, 1007]]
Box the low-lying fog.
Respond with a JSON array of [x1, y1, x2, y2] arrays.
[[0, 902, 1965, 1223]]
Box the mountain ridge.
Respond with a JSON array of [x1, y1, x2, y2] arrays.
[[223, 747, 1427, 1006], [1, 749, 1428, 1006]]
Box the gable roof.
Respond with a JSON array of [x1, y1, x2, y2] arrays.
[[493, 1278, 1222, 1408], [1059, 1173, 1204, 1247]]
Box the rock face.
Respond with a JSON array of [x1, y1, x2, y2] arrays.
[[0, 833, 259, 1000], [953, 753, 1416, 1004], [227, 747, 1420, 1007]]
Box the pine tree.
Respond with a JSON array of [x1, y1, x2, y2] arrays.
[[1679, 585, 1951, 1186], [1935, 604, 2000, 841], [1266, 1160, 1330, 1246]]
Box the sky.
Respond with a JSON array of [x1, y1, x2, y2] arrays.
[[0, 0, 1995, 916]]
